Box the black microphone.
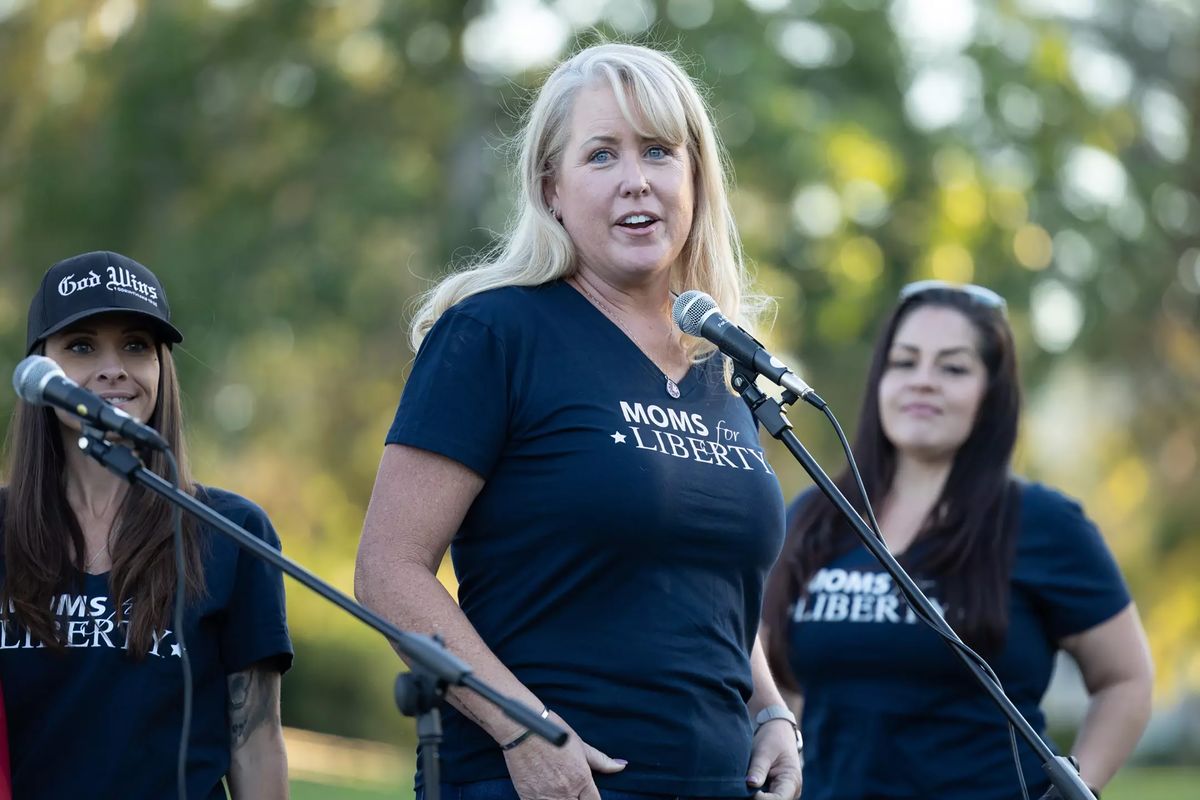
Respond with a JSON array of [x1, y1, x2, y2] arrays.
[[673, 290, 824, 407], [13, 355, 170, 451]]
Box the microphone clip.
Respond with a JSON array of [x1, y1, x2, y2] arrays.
[[77, 424, 145, 480], [730, 361, 795, 438]]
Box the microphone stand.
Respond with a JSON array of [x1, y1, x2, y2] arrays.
[[729, 363, 1095, 800], [74, 429, 567, 800]]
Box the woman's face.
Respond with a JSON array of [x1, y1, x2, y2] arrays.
[[878, 305, 989, 463], [545, 82, 695, 287], [43, 312, 161, 434]]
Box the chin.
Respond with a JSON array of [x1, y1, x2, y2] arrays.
[[897, 441, 959, 462], [610, 259, 674, 280]]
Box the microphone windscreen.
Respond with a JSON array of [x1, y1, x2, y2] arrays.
[[672, 290, 718, 336], [13, 355, 63, 405]]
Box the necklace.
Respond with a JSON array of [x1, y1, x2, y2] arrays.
[[572, 278, 683, 399], [84, 545, 109, 573]]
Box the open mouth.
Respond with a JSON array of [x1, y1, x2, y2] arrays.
[[101, 394, 136, 407], [617, 213, 660, 230]]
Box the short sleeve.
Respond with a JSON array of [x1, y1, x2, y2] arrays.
[[1016, 484, 1132, 640], [385, 307, 510, 478], [218, 501, 293, 675]]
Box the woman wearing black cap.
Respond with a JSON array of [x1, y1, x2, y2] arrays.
[[0, 251, 293, 799]]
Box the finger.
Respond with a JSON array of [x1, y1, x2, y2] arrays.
[[745, 750, 772, 788], [753, 771, 800, 800], [773, 772, 802, 800], [582, 742, 628, 773], [753, 786, 789, 800]]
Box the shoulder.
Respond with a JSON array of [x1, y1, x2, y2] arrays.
[[1013, 478, 1112, 557], [1010, 478, 1130, 632], [444, 282, 570, 332], [1016, 479, 1090, 534], [419, 282, 576, 365], [195, 485, 279, 545]]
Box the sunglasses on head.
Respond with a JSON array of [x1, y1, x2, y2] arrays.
[[898, 280, 1007, 313]]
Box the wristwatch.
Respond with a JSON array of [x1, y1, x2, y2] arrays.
[[754, 705, 803, 753]]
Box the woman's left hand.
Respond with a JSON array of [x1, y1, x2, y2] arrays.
[[745, 719, 803, 800]]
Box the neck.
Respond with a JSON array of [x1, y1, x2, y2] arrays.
[[571, 266, 673, 319], [570, 267, 689, 383], [889, 454, 954, 506], [60, 427, 131, 521]]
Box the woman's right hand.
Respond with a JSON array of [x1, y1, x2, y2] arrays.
[[502, 712, 626, 800]]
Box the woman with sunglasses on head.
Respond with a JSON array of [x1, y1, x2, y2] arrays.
[[763, 281, 1153, 800], [0, 251, 292, 799]]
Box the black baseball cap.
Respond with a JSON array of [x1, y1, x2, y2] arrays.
[[26, 251, 184, 355]]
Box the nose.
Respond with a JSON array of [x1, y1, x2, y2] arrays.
[[619, 159, 650, 197], [907, 363, 939, 392], [94, 350, 129, 383]]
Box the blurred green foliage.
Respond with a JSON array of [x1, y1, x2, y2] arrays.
[[1, 0, 1197, 748]]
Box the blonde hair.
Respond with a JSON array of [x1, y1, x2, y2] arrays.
[[409, 42, 765, 357]]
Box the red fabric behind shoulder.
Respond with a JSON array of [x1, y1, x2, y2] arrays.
[[0, 680, 11, 800]]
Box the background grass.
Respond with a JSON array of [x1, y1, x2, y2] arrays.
[[290, 779, 406, 799], [1105, 766, 1199, 800], [288, 767, 1200, 799]]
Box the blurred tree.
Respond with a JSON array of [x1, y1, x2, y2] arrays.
[[1, 0, 1196, 742]]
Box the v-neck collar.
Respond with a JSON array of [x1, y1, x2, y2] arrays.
[[558, 280, 703, 400]]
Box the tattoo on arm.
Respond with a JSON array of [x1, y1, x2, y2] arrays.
[[228, 667, 279, 749]]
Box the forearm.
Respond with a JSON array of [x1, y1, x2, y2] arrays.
[[356, 557, 542, 744], [228, 727, 288, 799], [227, 667, 288, 798], [1071, 678, 1153, 789]]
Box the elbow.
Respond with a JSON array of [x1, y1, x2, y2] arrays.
[[353, 543, 378, 607], [1137, 659, 1156, 712], [1133, 645, 1156, 708]]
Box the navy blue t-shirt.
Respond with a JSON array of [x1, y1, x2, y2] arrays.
[[387, 281, 786, 794], [0, 486, 293, 800], [785, 482, 1131, 800]]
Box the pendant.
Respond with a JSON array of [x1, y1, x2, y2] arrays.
[[665, 377, 680, 399]]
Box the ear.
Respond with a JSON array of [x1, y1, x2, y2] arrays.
[[541, 173, 560, 217]]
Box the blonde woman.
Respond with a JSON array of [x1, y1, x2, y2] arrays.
[[356, 44, 801, 800]]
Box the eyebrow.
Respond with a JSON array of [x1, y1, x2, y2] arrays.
[[580, 134, 620, 149], [892, 343, 975, 358], [579, 132, 668, 150]]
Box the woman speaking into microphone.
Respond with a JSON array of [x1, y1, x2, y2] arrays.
[[356, 43, 802, 800], [0, 251, 292, 799]]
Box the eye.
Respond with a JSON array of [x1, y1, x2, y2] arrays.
[[124, 337, 153, 353], [588, 149, 614, 164], [64, 338, 94, 355], [942, 364, 970, 376], [646, 144, 670, 159], [886, 358, 915, 369]]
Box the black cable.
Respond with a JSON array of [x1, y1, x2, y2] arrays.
[[818, 403, 1032, 800], [162, 449, 191, 800], [821, 406, 885, 544]]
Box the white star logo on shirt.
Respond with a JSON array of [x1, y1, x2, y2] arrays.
[[611, 431, 627, 444], [170, 643, 182, 658]]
